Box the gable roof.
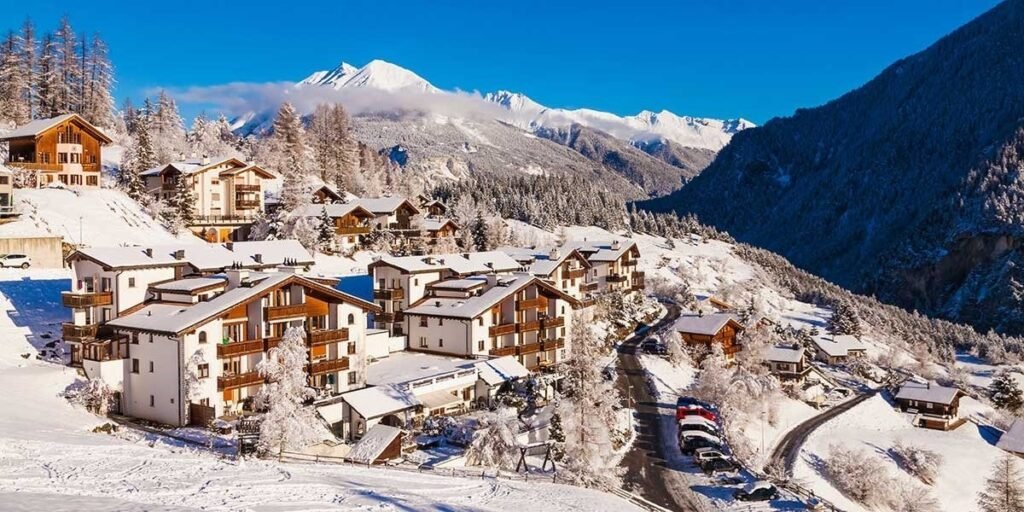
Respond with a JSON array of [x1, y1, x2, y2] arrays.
[[370, 251, 522, 275], [293, 202, 374, 219], [499, 246, 591, 278], [68, 240, 314, 272], [765, 345, 804, 363], [350, 197, 420, 215], [812, 335, 866, 357], [403, 274, 580, 319], [673, 312, 743, 336], [998, 419, 1024, 454], [422, 218, 459, 232], [346, 424, 403, 463], [565, 239, 639, 263], [0, 114, 113, 143], [895, 381, 961, 406], [140, 157, 274, 179]]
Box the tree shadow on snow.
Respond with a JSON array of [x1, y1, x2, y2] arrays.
[[346, 485, 478, 512], [0, 277, 70, 356]]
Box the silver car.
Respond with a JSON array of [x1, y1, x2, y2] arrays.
[[0, 253, 31, 269]]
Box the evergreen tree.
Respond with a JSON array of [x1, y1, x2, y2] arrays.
[[0, 30, 30, 125], [54, 16, 80, 115], [35, 32, 58, 118], [471, 211, 488, 251], [990, 369, 1024, 413], [316, 205, 334, 253], [255, 326, 320, 458], [19, 19, 36, 118], [120, 116, 155, 203], [271, 102, 310, 211], [151, 90, 186, 162], [827, 298, 863, 338], [81, 33, 114, 127], [122, 97, 138, 134], [978, 455, 1024, 512], [174, 173, 196, 227], [309, 103, 357, 186]]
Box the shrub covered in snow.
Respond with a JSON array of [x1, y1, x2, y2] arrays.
[[464, 408, 520, 471], [64, 378, 116, 415], [891, 440, 943, 485], [824, 444, 892, 507]]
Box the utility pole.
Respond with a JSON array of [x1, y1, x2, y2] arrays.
[[79, 216, 83, 245]]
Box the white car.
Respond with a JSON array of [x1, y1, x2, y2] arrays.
[[0, 254, 31, 269]]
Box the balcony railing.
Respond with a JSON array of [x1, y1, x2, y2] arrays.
[[489, 345, 518, 357], [518, 319, 541, 333], [489, 323, 517, 337], [540, 338, 566, 351], [62, 323, 98, 342], [217, 371, 265, 391], [6, 161, 59, 172], [82, 337, 129, 362], [266, 303, 306, 320], [336, 225, 371, 235], [216, 338, 267, 358], [374, 288, 405, 301], [235, 184, 261, 192], [580, 281, 599, 292], [562, 268, 587, 280], [581, 298, 598, 308], [622, 259, 638, 267], [518, 342, 542, 355], [541, 316, 565, 330], [235, 198, 261, 209], [376, 312, 404, 323], [192, 215, 260, 226], [310, 357, 350, 375], [62, 291, 113, 308], [606, 273, 628, 283], [516, 297, 547, 311], [309, 328, 349, 346]]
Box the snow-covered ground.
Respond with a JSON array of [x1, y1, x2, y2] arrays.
[[0, 271, 641, 511]]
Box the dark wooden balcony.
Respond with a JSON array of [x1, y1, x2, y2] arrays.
[[606, 273, 628, 283], [376, 312, 404, 323], [541, 316, 565, 329], [62, 322, 98, 342], [489, 345, 517, 357], [518, 342, 542, 355], [82, 337, 129, 362], [374, 288, 405, 301], [580, 281, 599, 292], [62, 291, 113, 308], [581, 297, 598, 308], [540, 338, 566, 351], [235, 184, 261, 192], [622, 259, 638, 267], [266, 303, 306, 320], [217, 338, 267, 358], [217, 371, 265, 391], [518, 319, 541, 333], [235, 198, 261, 210], [336, 225, 371, 235], [489, 323, 517, 337], [7, 161, 62, 172], [562, 267, 587, 280], [309, 328, 349, 346], [516, 297, 547, 311], [310, 357, 350, 375]]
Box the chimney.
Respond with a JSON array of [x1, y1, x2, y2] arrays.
[[253, 253, 263, 264], [549, 247, 561, 260], [201, 154, 210, 165], [486, 273, 498, 288], [611, 240, 621, 251], [144, 248, 153, 258], [435, 300, 441, 308], [226, 269, 250, 287], [173, 249, 185, 260], [225, 242, 234, 251]]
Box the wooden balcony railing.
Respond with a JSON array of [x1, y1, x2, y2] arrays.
[[489, 323, 517, 337], [581, 298, 598, 308], [310, 357, 349, 375], [516, 297, 547, 311], [217, 371, 265, 391], [62, 322, 98, 342], [622, 259, 638, 267], [374, 288, 405, 301], [82, 162, 101, 173], [192, 215, 260, 225], [606, 273, 628, 283], [376, 312, 404, 323], [217, 338, 267, 358], [336, 225, 371, 235], [580, 281, 599, 292], [489, 345, 517, 357], [82, 337, 129, 362], [540, 338, 566, 351], [235, 184, 261, 192], [235, 198, 261, 209], [266, 303, 306, 320], [562, 268, 587, 280], [6, 161, 62, 172], [518, 342, 542, 355], [309, 328, 349, 346], [62, 291, 113, 308], [541, 316, 565, 329], [518, 319, 541, 333]]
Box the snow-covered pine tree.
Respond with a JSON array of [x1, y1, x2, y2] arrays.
[[990, 369, 1024, 413], [309, 103, 357, 186], [19, 19, 36, 119], [0, 31, 30, 126], [184, 348, 205, 424], [174, 173, 197, 228], [827, 298, 863, 338], [316, 205, 334, 253], [255, 326, 320, 458], [54, 16, 80, 115], [82, 34, 114, 128], [978, 454, 1024, 512], [35, 32, 59, 118], [555, 311, 625, 489], [470, 211, 488, 251], [151, 90, 186, 162], [271, 102, 311, 211], [120, 116, 156, 203], [464, 408, 521, 471]]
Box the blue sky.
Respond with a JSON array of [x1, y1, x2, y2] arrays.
[[16, 0, 1001, 124]]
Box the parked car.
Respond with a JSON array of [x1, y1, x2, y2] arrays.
[[0, 254, 30, 269], [679, 416, 721, 437], [700, 457, 738, 475], [692, 447, 729, 463], [640, 337, 667, 355], [734, 481, 778, 502], [678, 406, 718, 423], [676, 397, 719, 421], [680, 431, 723, 455]]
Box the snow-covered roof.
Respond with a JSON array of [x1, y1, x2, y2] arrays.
[[475, 356, 530, 386], [404, 274, 575, 320], [367, 351, 477, 387], [140, 156, 234, 177], [812, 335, 866, 358], [316, 401, 347, 425], [342, 385, 419, 419], [895, 381, 961, 406], [70, 240, 313, 271], [564, 239, 637, 263], [372, 250, 522, 275], [498, 246, 590, 278], [765, 345, 804, 363], [0, 114, 112, 143], [346, 424, 402, 464], [429, 277, 488, 290], [422, 218, 458, 232], [418, 389, 462, 409], [998, 419, 1024, 454], [293, 202, 372, 219], [150, 276, 226, 293], [350, 196, 419, 215], [0, 165, 12, 176], [673, 312, 742, 336]]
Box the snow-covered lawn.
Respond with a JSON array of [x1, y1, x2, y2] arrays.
[[0, 272, 642, 511], [793, 393, 1003, 512]]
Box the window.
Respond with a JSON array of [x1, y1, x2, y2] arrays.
[[131, 332, 139, 344], [438, 318, 443, 326], [149, 361, 154, 373], [439, 338, 444, 347], [58, 153, 68, 164], [419, 337, 427, 348], [211, 193, 220, 201], [128, 277, 136, 288], [419, 317, 428, 327], [131, 358, 139, 373], [198, 332, 208, 344], [198, 363, 209, 378], [414, 279, 419, 286], [0, 177, 8, 185], [477, 340, 484, 351], [86, 175, 97, 186], [348, 372, 358, 385], [211, 180, 220, 185], [478, 317, 483, 326], [347, 313, 355, 325], [149, 395, 155, 407]]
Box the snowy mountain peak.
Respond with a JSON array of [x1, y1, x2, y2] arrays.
[[300, 59, 439, 94], [483, 90, 545, 114]]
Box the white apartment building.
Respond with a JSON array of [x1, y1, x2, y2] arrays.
[[566, 240, 645, 295], [367, 251, 522, 337], [142, 156, 275, 242]]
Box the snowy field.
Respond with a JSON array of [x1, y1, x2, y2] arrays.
[[0, 270, 641, 511]]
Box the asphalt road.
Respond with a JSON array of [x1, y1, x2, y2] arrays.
[[615, 304, 708, 512]]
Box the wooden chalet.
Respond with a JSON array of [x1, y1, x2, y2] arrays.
[[673, 312, 744, 360], [0, 114, 112, 187], [894, 381, 965, 430]]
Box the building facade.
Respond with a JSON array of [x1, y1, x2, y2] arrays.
[[0, 114, 111, 187]]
